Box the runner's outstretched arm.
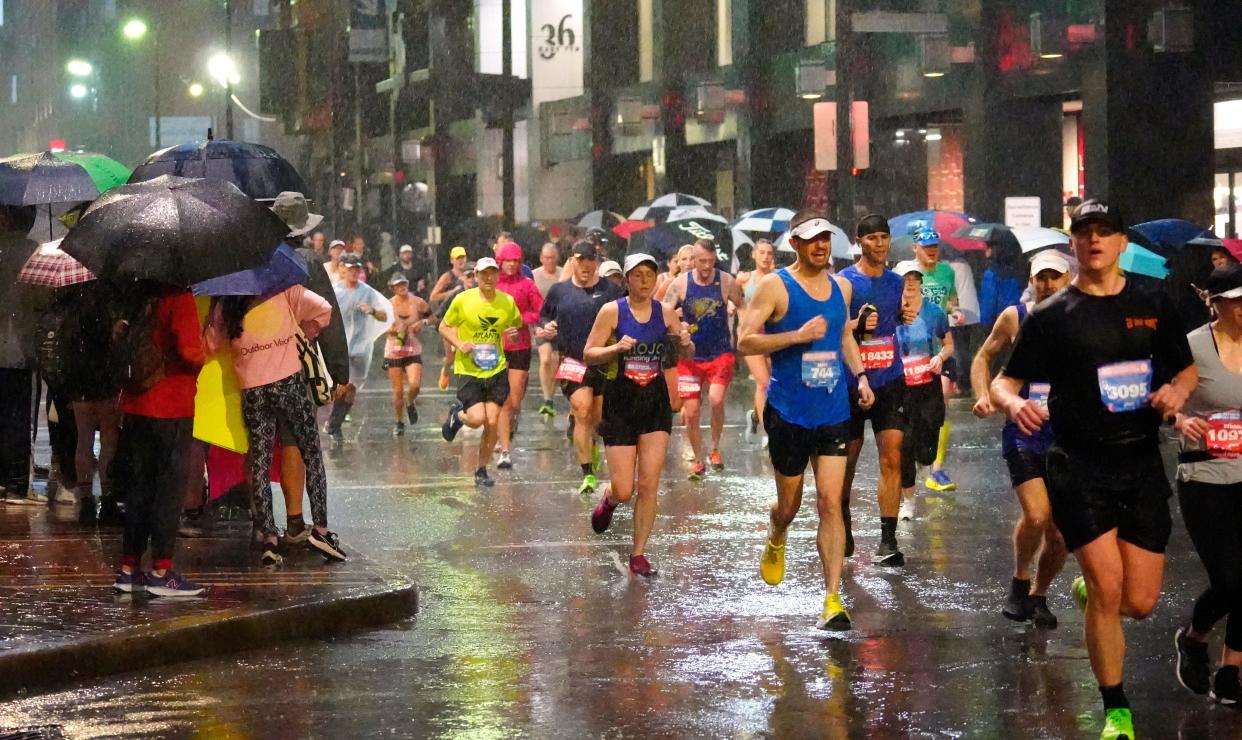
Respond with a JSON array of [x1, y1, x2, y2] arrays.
[[970, 306, 1019, 417]]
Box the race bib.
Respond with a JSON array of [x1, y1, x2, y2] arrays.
[[902, 354, 935, 387], [471, 343, 499, 371], [860, 336, 895, 371], [555, 356, 588, 383], [623, 357, 661, 386], [1097, 359, 1152, 413], [801, 350, 840, 390], [1028, 382, 1050, 408], [1205, 410, 1242, 459], [677, 375, 701, 396]]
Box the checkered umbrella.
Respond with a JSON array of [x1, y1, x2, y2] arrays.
[[17, 238, 97, 288], [628, 193, 712, 222], [732, 207, 796, 234], [574, 210, 625, 231]]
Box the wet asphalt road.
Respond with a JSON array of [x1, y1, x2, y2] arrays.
[[1, 380, 1240, 738]]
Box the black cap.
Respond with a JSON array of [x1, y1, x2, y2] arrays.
[[1070, 198, 1124, 232], [856, 213, 890, 239], [1206, 262, 1242, 300], [571, 240, 598, 259]]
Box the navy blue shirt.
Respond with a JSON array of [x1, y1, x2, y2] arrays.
[[539, 278, 624, 360], [839, 264, 906, 388]]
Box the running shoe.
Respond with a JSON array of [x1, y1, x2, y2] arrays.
[[406, 403, 419, 425], [538, 400, 556, 417], [816, 592, 852, 631], [309, 528, 348, 561], [438, 367, 450, 391], [1211, 665, 1240, 706], [1072, 575, 1088, 611], [745, 410, 759, 444], [578, 473, 598, 495], [1100, 708, 1134, 740], [872, 540, 905, 567], [760, 539, 785, 586], [566, 414, 576, 442], [760, 434, 769, 449], [284, 521, 311, 544], [1002, 578, 1033, 622], [112, 570, 144, 593], [393, 421, 405, 437], [628, 554, 657, 578], [899, 496, 915, 521], [441, 401, 464, 442], [53, 486, 76, 505], [709, 449, 724, 471], [260, 543, 283, 567], [1175, 626, 1211, 695], [475, 469, 496, 488], [497, 451, 513, 469], [591, 443, 602, 474], [591, 488, 617, 534], [146, 570, 206, 598], [1029, 596, 1058, 629], [682, 446, 697, 462], [688, 463, 707, 481], [925, 470, 957, 492]]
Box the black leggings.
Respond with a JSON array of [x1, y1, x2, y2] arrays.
[[1179, 477, 1242, 651]]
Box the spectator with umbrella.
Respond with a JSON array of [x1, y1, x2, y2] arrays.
[[0, 205, 44, 505]]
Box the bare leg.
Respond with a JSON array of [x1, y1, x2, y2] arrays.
[[388, 366, 405, 422], [631, 431, 669, 556], [682, 396, 703, 463], [405, 363, 423, 406], [538, 344, 558, 403], [1076, 530, 1164, 688], [479, 402, 501, 468], [279, 445, 305, 519], [743, 355, 770, 432], [707, 382, 727, 453], [812, 454, 848, 594], [1012, 477, 1066, 595], [569, 388, 596, 466], [875, 429, 904, 518]]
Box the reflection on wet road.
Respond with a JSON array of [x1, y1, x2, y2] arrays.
[[1, 389, 1238, 738]]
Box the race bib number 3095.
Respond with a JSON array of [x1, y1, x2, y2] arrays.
[[1097, 359, 1152, 413]]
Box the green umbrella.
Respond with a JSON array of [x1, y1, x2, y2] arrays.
[[51, 150, 130, 194]]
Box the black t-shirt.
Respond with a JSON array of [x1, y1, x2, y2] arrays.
[[1003, 281, 1193, 458], [539, 278, 624, 359]]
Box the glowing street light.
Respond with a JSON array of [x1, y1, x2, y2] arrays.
[[65, 59, 93, 77], [69, 83, 88, 99], [188, 82, 204, 98], [207, 52, 240, 87], [122, 18, 148, 40]]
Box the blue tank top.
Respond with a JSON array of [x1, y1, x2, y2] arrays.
[[612, 297, 668, 387], [766, 268, 850, 428], [684, 269, 731, 360], [1002, 302, 1055, 453], [839, 264, 905, 389]]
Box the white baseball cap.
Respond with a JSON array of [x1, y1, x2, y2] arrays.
[[622, 253, 659, 275], [1029, 250, 1071, 276], [788, 216, 836, 241], [599, 260, 622, 277], [894, 260, 924, 278], [475, 257, 499, 272]]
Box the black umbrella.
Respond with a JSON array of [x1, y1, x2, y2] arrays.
[[128, 138, 308, 202], [60, 175, 289, 286]]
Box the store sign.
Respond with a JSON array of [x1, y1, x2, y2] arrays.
[[1004, 196, 1042, 228], [530, 0, 583, 107], [349, 0, 387, 64]]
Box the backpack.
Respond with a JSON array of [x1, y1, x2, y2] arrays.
[[110, 295, 166, 394], [35, 302, 81, 389]]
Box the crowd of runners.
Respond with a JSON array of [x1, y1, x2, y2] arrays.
[[426, 201, 1242, 740]]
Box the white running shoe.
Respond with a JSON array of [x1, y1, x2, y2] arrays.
[[899, 497, 915, 522]]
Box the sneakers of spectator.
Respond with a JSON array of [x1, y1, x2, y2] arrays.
[[146, 570, 206, 598], [284, 520, 311, 544], [112, 570, 145, 593], [309, 528, 348, 562]]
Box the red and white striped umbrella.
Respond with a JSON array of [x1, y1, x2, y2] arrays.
[[17, 238, 96, 288]]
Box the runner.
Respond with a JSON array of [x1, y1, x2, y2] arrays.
[[971, 249, 1071, 628], [1169, 263, 1242, 705], [662, 238, 746, 480], [655, 244, 694, 302], [439, 257, 523, 488], [910, 229, 960, 492], [893, 261, 953, 522], [738, 211, 873, 631], [840, 214, 909, 565], [533, 242, 563, 418], [992, 199, 1197, 740], [325, 254, 391, 437], [538, 240, 624, 494], [383, 274, 430, 436], [431, 245, 473, 390], [584, 253, 693, 578], [495, 242, 544, 469], [738, 238, 776, 448]]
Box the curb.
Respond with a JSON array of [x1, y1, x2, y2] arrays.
[[0, 580, 417, 699]]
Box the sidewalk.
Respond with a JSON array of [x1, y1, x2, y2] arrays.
[[0, 500, 417, 699]]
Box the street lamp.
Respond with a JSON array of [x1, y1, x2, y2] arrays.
[[65, 59, 93, 77], [121, 18, 161, 147], [188, 82, 204, 98], [68, 84, 88, 99], [122, 18, 147, 40], [207, 52, 239, 139]]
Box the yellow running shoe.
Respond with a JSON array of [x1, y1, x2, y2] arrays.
[[1100, 707, 1134, 739], [760, 539, 785, 586], [816, 592, 852, 631]]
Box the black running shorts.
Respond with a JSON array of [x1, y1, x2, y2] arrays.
[[382, 354, 422, 370], [1003, 447, 1048, 488], [1045, 446, 1173, 554], [764, 403, 849, 478], [600, 378, 672, 447], [561, 366, 607, 400], [457, 373, 510, 409], [848, 381, 907, 440], [900, 381, 945, 489], [506, 348, 532, 372]]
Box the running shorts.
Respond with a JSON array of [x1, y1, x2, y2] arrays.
[[1045, 446, 1173, 554], [457, 373, 510, 409], [506, 348, 532, 372], [1003, 447, 1048, 488], [764, 402, 848, 477], [848, 381, 907, 440], [900, 381, 945, 489], [561, 365, 608, 400], [600, 378, 673, 447], [676, 354, 735, 399], [382, 354, 422, 370]]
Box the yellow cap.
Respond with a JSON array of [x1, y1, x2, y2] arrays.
[[450, 246, 467, 260]]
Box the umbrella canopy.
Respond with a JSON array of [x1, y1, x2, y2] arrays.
[[574, 210, 625, 231], [1008, 226, 1071, 254], [128, 139, 308, 202], [733, 207, 796, 234], [1223, 239, 1242, 261], [0, 151, 130, 206], [774, 224, 854, 260], [630, 214, 734, 264], [1127, 219, 1219, 254], [191, 243, 308, 296], [17, 238, 96, 288], [628, 193, 711, 222], [666, 206, 728, 226], [889, 210, 980, 253], [613, 220, 652, 239], [951, 222, 1010, 244], [61, 175, 290, 286], [1120, 242, 1169, 279]]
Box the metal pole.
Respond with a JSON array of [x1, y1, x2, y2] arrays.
[[153, 30, 161, 147], [389, 11, 402, 242], [224, 0, 235, 138], [501, 0, 515, 230], [354, 65, 365, 231], [834, 0, 855, 225]]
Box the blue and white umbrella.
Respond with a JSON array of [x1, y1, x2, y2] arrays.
[[733, 207, 796, 234], [628, 193, 712, 222]]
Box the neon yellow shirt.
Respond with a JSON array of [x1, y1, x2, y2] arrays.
[[443, 288, 522, 378]]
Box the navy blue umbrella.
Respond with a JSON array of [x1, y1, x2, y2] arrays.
[[191, 243, 309, 296], [1127, 219, 1222, 255], [128, 139, 308, 202]]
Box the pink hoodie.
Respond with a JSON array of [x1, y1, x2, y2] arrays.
[[496, 271, 543, 351]]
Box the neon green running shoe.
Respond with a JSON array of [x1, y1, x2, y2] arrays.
[[1100, 707, 1134, 739], [1072, 575, 1089, 611], [591, 443, 602, 474], [578, 473, 598, 495]]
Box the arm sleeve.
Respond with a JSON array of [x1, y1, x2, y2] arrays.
[[521, 282, 543, 325], [169, 293, 206, 369], [1001, 312, 1047, 382]]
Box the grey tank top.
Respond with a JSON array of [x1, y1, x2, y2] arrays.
[[1178, 323, 1242, 485]]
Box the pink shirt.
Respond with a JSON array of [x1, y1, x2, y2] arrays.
[[497, 271, 543, 351], [204, 285, 332, 390]]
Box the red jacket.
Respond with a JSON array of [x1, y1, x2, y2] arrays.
[[120, 288, 206, 419], [496, 272, 543, 351]]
